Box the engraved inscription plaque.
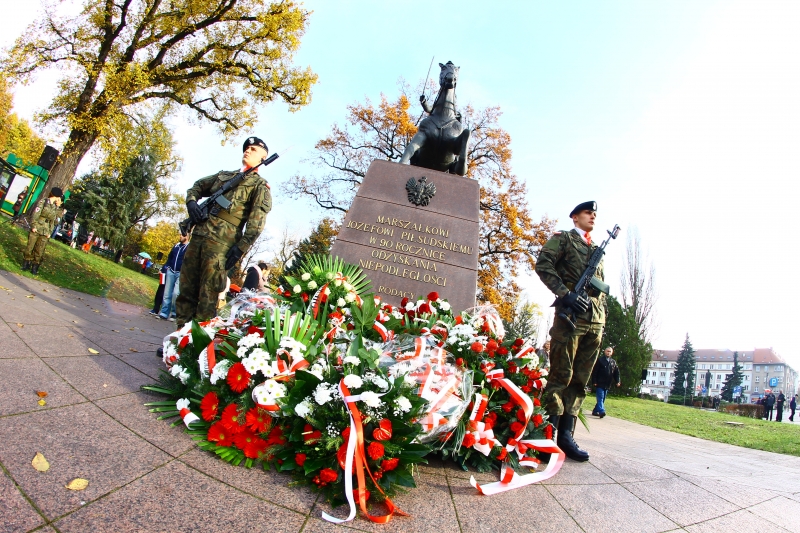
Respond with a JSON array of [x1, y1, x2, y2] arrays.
[[331, 160, 480, 313]]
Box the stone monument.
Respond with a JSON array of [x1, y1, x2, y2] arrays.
[[331, 60, 479, 312]]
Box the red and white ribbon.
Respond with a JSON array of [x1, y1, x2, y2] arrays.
[[470, 439, 565, 495], [176, 398, 200, 427]]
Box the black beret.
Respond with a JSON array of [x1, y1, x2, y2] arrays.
[[50, 187, 64, 198], [569, 201, 596, 217], [242, 136, 268, 153]]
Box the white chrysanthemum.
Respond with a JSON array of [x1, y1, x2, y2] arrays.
[[210, 359, 233, 385], [279, 337, 306, 359], [404, 373, 419, 387], [301, 273, 311, 281], [370, 375, 389, 391], [295, 399, 313, 418], [293, 284, 302, 294], [345, 293, 356, 303], [169, 364, 190, 384], [439, 301, 451, 311], [523, 354, 540, 370], [313, 383, 334, 405], [163, 342, 178, 363], [360, 390, 382, 408], [343, 282, 353, 291], [392, 310, 404, 320], [343, 374, 363, 389], [309, 364, 325, 380], [337, 298, 346, 307], [343, 355, 360, 365], [395, 396, 412, 412], [307, 280, 317, 289], [405, 301, 415, 311]]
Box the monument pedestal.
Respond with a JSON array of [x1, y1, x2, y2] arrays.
[[331, 160, 479, 313]]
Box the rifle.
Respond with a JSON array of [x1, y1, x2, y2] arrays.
[[554, 224, 621, 330], [179, 152, 279, 236]]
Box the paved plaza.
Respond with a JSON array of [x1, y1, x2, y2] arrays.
[[1, 269, 799, 533]]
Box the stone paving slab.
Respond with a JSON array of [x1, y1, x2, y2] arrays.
[[2, 268, 800, 533]]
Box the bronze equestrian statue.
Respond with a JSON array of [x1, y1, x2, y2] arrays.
[[399, 61, 471, 176]]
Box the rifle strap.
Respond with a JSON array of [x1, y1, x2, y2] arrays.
[[214, 209, 243, 227]]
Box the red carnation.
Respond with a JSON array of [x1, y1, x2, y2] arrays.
[[514, 338, 524, 347], [520, 385, 533, 393], [496, 448, 508, 461], [501, 401, 515, 413], [534, 398, 541, 407], [295, 453, 307, 466], [400, 297, 409, 308], [220, 403, 244, 434], [373, 419, 392, 441], [462, 433, 476, 448], [486, 339, 499, 352], [418, 302, 432, 314], [381, 457, 400, 472], [486, 411, 498, 422], [226, 362, 251, 393], [517, 409, 527, 422], [510, 421, 524, 434], [406, 310, 416, 320], [455, 357, 464, 367], [353, 488, 371, 502], [200, 392, 220, 421], [319, 468, 338, 484], [218, 328, 229, 336], [207, 422, 231, 446], [533, 414, 544, 427], [245, 407, 271, 434], [471, 342, 484, 353], [544, 424, 554, 440], [497, 346, 509, 356], [367, 441, 385, 460], [455, 316, 463, 324], [427, 292, 439, 301], [507, 362, 518, 373], [247, 325, 263, 336]]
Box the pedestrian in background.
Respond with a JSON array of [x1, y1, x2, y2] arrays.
[[591, 346, 620, 418], [159, 234, 190, 321], [790, 394, 797, 422], [536, 339, 551, 372], [763, 390, 776, 421], [776, 390, 786, 422], [242, 261, 269, 292]]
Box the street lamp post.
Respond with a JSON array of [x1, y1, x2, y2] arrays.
[[683, 373, 689, 406]]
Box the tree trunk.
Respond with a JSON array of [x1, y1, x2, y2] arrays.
[[24, 129, 97, 223]]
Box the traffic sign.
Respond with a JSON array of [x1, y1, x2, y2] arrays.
[[769, 377, 778, 387], [701, 386, 707, 394], [733, 386, 742, 394]]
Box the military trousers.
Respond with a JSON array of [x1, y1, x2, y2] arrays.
[[175, 236, 230, 328], [24, 232, 50, 263], [543, 317, 604, 416]]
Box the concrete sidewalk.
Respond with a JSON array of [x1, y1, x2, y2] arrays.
[[1, 269, 799, 533]]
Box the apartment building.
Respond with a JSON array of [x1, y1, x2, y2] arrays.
[[644, 348, 797, 402]]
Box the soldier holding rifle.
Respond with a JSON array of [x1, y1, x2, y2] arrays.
[[175, 137, 274, 328], [535, 201, 619, 462]]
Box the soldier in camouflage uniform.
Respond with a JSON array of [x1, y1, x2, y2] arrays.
[[535, 200, 607, 462], [175, 137, 272, 328], [22, 187, 65, 275]]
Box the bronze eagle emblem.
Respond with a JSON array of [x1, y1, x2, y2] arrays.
[[405, 176, 436, 206]]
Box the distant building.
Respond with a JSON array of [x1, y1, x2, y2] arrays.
[[645, 348, 797, 402]]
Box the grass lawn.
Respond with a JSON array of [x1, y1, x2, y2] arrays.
[[594, 396, 800, 457], [0, 219, 158, 308]]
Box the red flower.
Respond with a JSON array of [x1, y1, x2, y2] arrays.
[[544, 424, 554, 440], [406, 310, 416, 320], [486, 411, 498, 422], [400, 297, 409, 308], [486, 339, 499, 352], [507, 362, 518, 373], [455, 316, 463, 325], [481, 321, 490, 333], [517, 409, 527, 422], [220, 403, 244, 434], [178, 336, 190, 349], [303, 423, 321, 443], [501, 401, 515, 413], [418, 302, 432, 314], [319, 468, 338, 484], [218, 328, 229, 336], [470, 342, 484, 353], [427, 291, 439, 301], [233, 430, 261, 456], [328, 311, 343, 322], [207, 422, 231, 446], [245, 407, 270, 434], [455, 357, 464, 367], [496, 448, 508, 460], [514, 338, 525, 347], [521, 385, 533, 393], [462, 433, 476, 448], [367, 441, 385, 460], [373, 419, 392, 441], [533, 414, 544, 427], [301, 293, 309, 302], [534, 398, 541, 407], [247, 325, 263, 336], [381, 457, 400, 472], [497, 346, 509, 356], [226, 362, 251, 393], [510, 421, 524, 434], [295, 453, 307, 466], [266, 425, 285, 446], [346, 323, 355, 330], [200, 392, 219, 421], [483, 418, 494, 431]]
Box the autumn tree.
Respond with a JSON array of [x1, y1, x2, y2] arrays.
[[0, 74, 45, 166], [503, 301, 543, 343], [620, 227, 658, 343], [140, 220, 180, 261], [282, 217, 339, 277], [282, 85, 554, 318], [1, 0, 317, 215]]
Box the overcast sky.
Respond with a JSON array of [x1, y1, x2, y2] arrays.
[[2, 1, 799, 367]]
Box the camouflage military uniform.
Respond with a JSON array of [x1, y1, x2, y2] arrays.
[[23, 199, 61, 266], [535, 229, 607, 416], [175, 170, 272, 327]]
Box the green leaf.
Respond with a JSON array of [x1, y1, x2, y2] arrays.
[[190, 320, 212, 358]]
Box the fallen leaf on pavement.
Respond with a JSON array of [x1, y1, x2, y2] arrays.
[[26, 295, 34, 299], [88, 348, 99, 354], [65, 478, 89, 491], [129, 348, 138, 352], [38, 399, 46, 406], [32, 453, 50, 472], [16, 323, 24, 328], [42, 289, 48, 292], [102, 384, 108, 388], [36, 391, 48, 398]]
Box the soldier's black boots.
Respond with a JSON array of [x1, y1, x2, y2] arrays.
[[31, 264, 39, 275], [557, 415, 590, 462], [22, 261, 31, 271]]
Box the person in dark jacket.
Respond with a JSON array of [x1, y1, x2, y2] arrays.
[[776, 391, 786, 422], [242, 261, 269, 292], [159, 234, 190, 321], [590, 347, 620, 418], [763, 390, 776, 421], [790, 394, 797, 422]]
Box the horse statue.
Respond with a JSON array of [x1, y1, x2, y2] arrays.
[[399, 61, 471, 176]]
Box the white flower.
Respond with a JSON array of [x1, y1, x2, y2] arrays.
[[343, 282, 353, 291], [309, 364, 325, 380], [210, 359, 232, 385], [404, 373, 419, 387], [324, 286, 331, 295], [337, 298, 346, 307], [307, 280, 318, 290], [395, 396, 412, 413], [334, 279, 342, 287], [360, 390, 382, 408], [345, 293, 356, 303], [301, 273, 311, 281], [313, 383, 334, 405], [252, 380, 287, 405], [293, 284, 302, 294], [169, 364, 190, 384], [295, 399, 313, 418], [326, 272, 334, 280], [539, 377, 548, 389], [439, 301, 451, 311], [405, 301, 415, 311], [370, 375, 389, 391], [176, 398, 191, 410], [343, 355, 360, 365], [343, 374, 363, 389]]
